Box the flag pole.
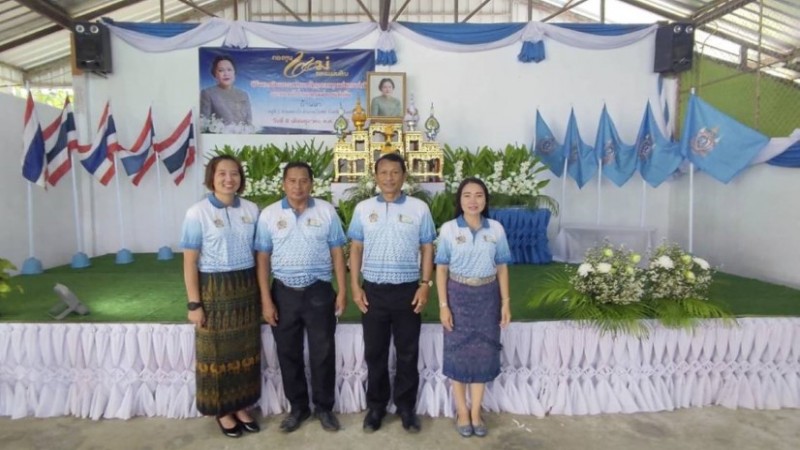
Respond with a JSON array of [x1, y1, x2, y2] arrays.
[[69, 150, 90, 268], [596, 160, 602, 225], [155, 151, 174, 260], [113, 152, 133, 264], [21, 181, 43, 274], [639, 178, 647, 228], [688, 87, 697, 254], [21, 84, 43, 275], [559, 157, 568, 229]]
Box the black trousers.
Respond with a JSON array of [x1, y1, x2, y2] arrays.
[[362, 280, 421, 412], [271, 279, 337, 412]]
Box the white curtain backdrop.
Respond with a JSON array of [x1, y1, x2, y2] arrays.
[[1, 318, 797, 420]]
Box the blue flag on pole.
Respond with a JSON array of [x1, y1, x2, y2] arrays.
[[636, 102, 682, 187], [680, 94, 769, 183], [534, 110, 564, 176], [595, 105, 636, 187], [564, 109, 597, 188]]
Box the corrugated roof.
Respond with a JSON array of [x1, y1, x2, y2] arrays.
[[0, 0, 797, 88]]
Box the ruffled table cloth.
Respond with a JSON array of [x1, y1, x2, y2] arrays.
[[489, 208, 552, 264], [1, 318, 797, 419]]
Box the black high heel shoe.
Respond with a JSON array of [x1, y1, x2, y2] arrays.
[[216, 415, 243, 438], [236, 416, 261, 433]]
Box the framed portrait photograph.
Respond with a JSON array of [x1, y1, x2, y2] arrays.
[[367, 71, 406, 122]]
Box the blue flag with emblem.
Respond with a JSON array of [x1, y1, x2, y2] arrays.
[[595, 105, 636, 187], [680, 94, 769, 183], [534, 110, 564, 176], [636, 102, 682, 187], [564, 109, 597, 188]]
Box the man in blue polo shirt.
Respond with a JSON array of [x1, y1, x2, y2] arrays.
[[348, 153, 436, 433], [255, 161, 347, 433]]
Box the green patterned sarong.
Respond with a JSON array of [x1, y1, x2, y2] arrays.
[[195, 268, 261, 416]]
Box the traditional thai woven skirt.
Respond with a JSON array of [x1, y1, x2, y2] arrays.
[[442, 278, 502, 383], [195, 268, 261, 416]]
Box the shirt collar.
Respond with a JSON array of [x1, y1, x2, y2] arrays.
[[207, 193, 241, 209], [376, 192, 407, 204], [281, 197, 316, 210], [456, 215, 489, 229]]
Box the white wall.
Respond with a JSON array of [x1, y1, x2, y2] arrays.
[[668, 165, 800, 289], [0, 94, 78, 271], [8, 25, 795, 289]]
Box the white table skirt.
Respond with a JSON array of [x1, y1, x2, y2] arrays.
[[553, 223, 657, 263], [1, 318, 798, 420]]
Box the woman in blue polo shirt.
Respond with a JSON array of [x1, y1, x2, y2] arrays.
[[435, 177, 512, 438], [180, 155, 261, 438]]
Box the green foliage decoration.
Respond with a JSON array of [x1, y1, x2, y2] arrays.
[[0, 258, 22, 300]]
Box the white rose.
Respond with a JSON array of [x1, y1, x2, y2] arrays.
[[656, 255, 674, 269], [596, 263, 612, 274], [693, 257, 710, 270], [577, 263, 593, 277]]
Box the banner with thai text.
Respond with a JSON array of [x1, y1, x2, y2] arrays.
[[199, 48, 374, 134]]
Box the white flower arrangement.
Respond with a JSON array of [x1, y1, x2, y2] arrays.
[[442, 145, 557, 212], [645, 243, 714, 301], [570, 243, 644, 305]]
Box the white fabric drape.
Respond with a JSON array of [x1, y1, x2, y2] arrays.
[[101, 18, 232, 52], [1, 319, 797, 420], [390, 22, 658, 53], [101, 19, 657, 55]]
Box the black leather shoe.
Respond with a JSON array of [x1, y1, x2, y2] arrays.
[[362, 408, 385, 433], [216, 416, 243, 438], [236, 417, 260, 433], [315, 409, 341, 432], [279, 408, 311, 433], [398, 409, 421, 433]]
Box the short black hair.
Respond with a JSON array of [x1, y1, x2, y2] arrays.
[[210, 55, 236, 76], [378, 78, 395, 90], [204, 155, 246, 195], [374, 152, 406, 174], [283, 161, 313, 181], [454, 177, 490, 219]]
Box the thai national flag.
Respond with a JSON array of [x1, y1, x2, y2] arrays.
[[120, 108, 157, 186], [43, 97, 78, 187], [22, 92, 48, 188], [78, 101, 119, 186], [155, 111, 196, 186]]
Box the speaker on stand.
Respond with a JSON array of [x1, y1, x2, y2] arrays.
[[73, 21, 113, 74], [654, 22, 695, 74]]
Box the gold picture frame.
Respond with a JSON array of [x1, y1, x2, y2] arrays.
[[366, 71, 406, 123]]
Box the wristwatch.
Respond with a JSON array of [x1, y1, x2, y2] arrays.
[[187, 301, 203, 311], [418, 279, 433, 287]]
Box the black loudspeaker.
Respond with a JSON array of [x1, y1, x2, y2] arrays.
[[73, 21, 112, 73], [654, 22, 694, 73]]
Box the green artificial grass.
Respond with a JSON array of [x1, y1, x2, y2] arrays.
[[1, 254, 798, 323]]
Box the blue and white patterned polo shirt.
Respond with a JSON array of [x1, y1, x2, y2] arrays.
[[435, 215, 512, 278], [180, 194, 259, 273], [348, 193, 436, 284], [254, 197, 346, 288]]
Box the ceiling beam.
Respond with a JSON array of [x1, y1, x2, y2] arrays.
[[692, 0, 756, 26], [379, 0, 391, 30], [176, 0, 218, 18], [0, 0, 145, 53], [392, 0, 411, 22], [273, 0, 303, 21], [542, 0, 591, 23], [462, 0, 491, 23], [15, 0, 73, 29], [355, 0, 376, 23]]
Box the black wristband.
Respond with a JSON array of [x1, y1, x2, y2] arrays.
[[187, 301, 203, 311]]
